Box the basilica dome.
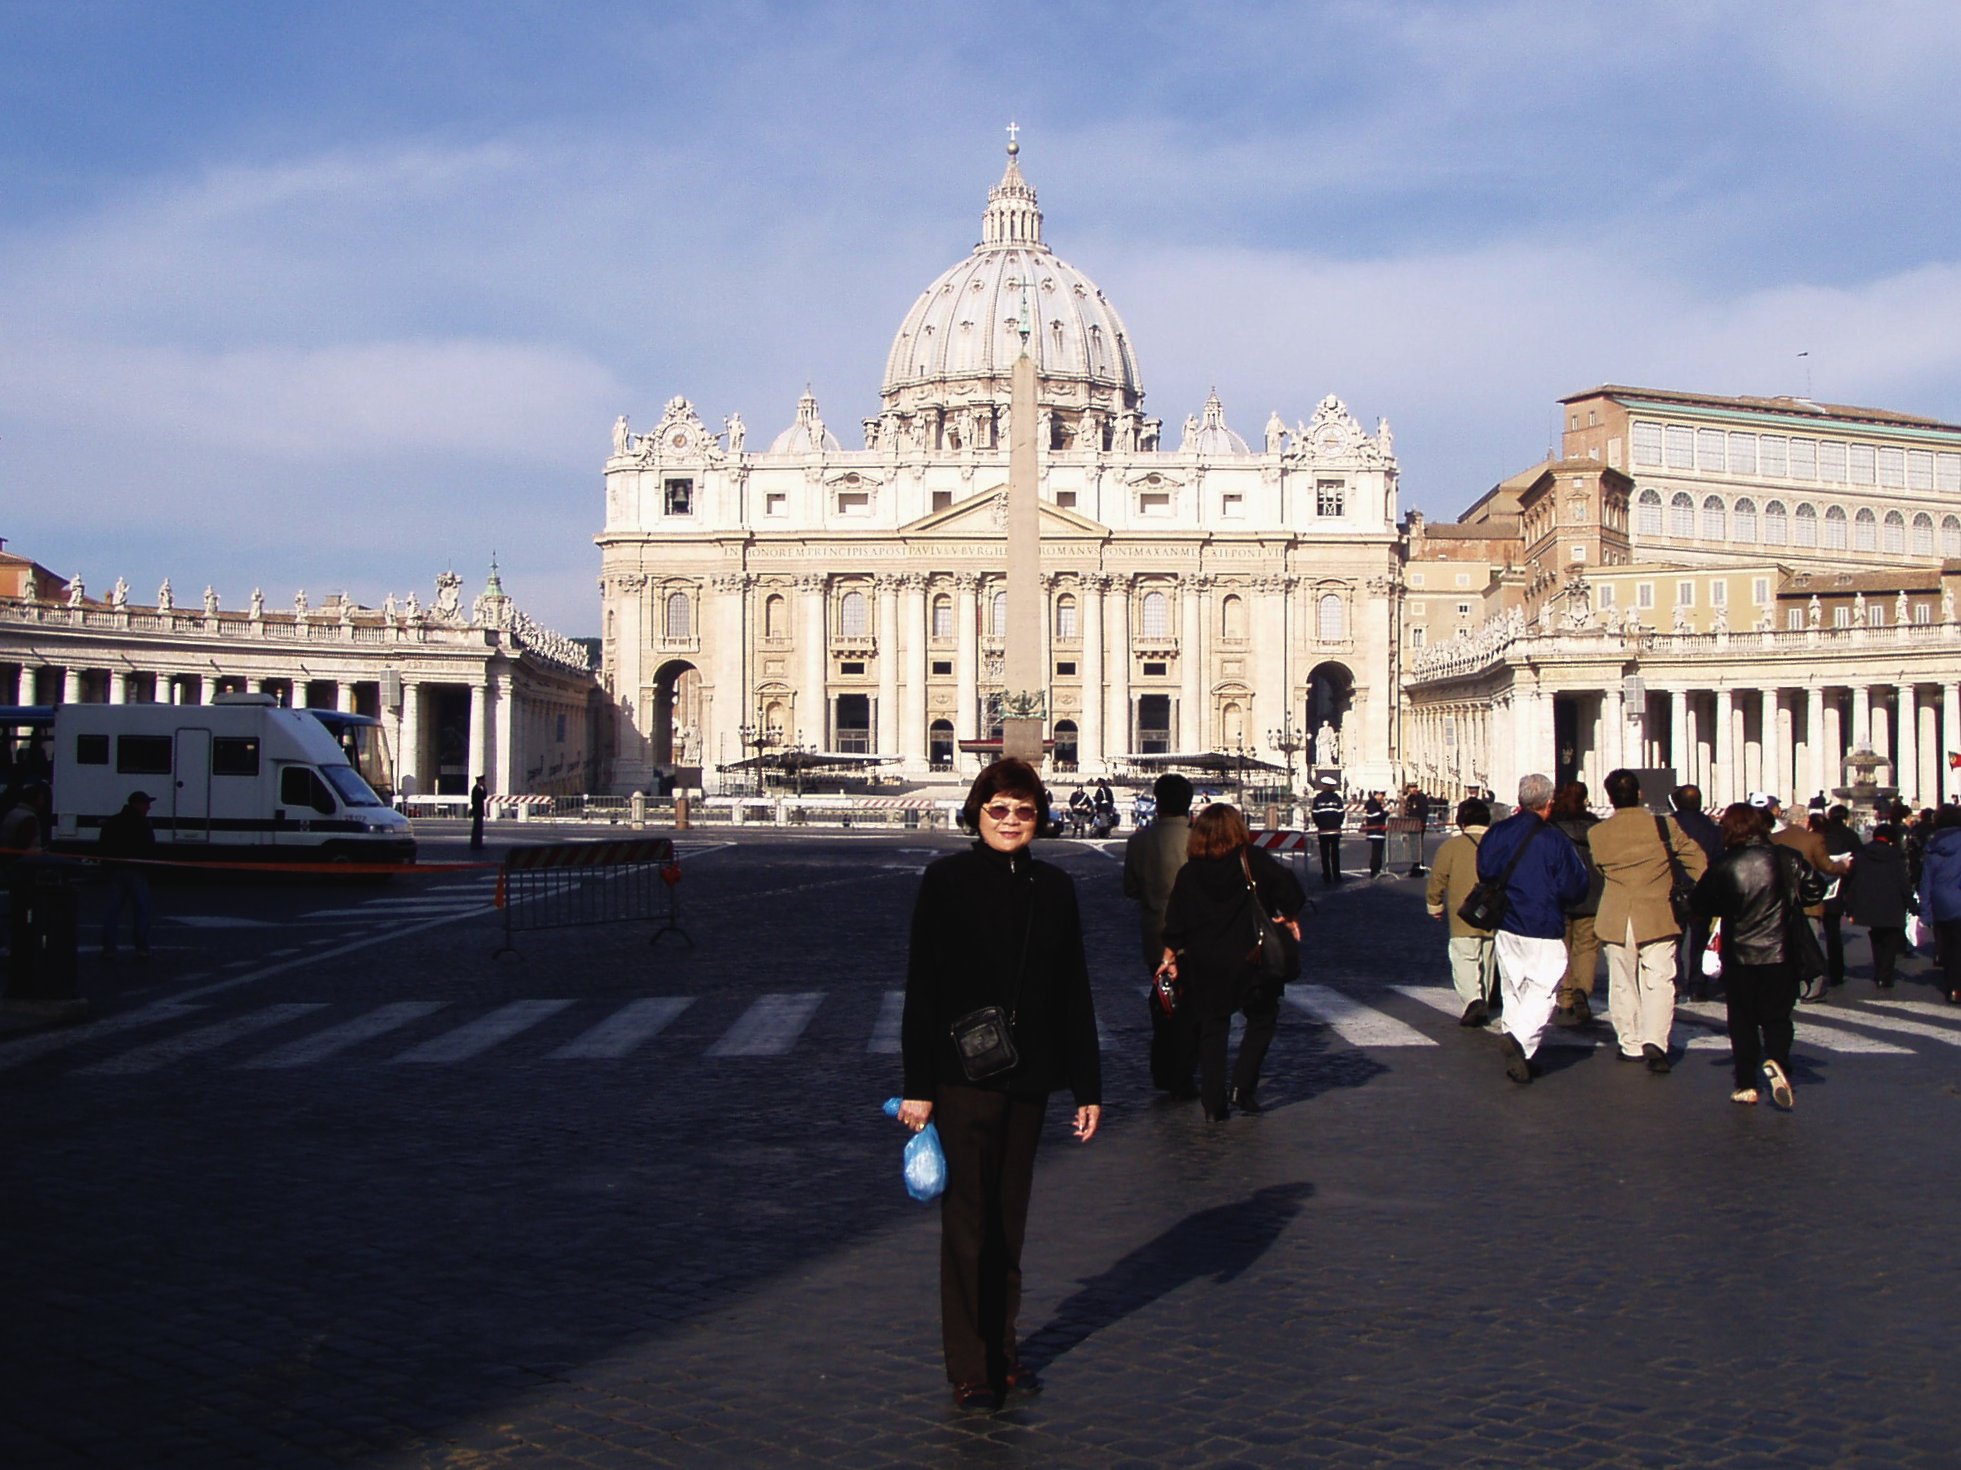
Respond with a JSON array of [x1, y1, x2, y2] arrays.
[[880, 142, 1145, 427]]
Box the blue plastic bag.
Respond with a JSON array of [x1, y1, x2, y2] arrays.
[[882, 1097, 946, 1202]]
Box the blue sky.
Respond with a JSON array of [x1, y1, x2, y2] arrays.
[[4, 0, 1959, 635]]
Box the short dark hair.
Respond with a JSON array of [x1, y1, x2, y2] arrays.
[[1153, 772, 1194, 816], [1718, 802, 1770, 848], [959, 758, 1050, 834], [1827, 805, 1851, 824], [1872, 823, 1898, 843], [1455, 797, 1490, 828], [1604, 768, 1643, 809], [1940, 805, 1961, 831], [1187, 802, 1251, 860], [1550, 782, 1591, 818], [1671, 784, 1703, 814]]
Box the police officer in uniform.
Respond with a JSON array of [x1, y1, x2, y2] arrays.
[[1362, 791, 1389, 877], [1310, 776, 1346, 886]]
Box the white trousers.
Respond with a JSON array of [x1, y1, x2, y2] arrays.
[[1495, 932, 1568, 1059]]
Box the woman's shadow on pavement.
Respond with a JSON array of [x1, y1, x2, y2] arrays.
[[1020, 1180, 1314, 1370]]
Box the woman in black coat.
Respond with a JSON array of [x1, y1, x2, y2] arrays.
[[1159, 803, 1305, 1121], [1845, 822, 1914, 990], [895, 759, 1102, 1413], [1689, 802, 1806, 1109]]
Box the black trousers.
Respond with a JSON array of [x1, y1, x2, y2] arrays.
[[1316, 832, 1341, 883], [934, 1085, 1045, 1386], [1868, 925, 1907, 986], [1149, 989, 1199, 1092], [1723, 960, 1798, 1090], [1938, 920, 1961, 996], [1198, 990, 1281, 1114], [1821, 905, 1846, 985], [1366, 836, 1385, 875]]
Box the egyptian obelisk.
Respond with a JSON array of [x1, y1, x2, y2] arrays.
[[999, 265, 1046, 766]]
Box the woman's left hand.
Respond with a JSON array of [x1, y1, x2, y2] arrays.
[[1073, 1104, 1101, 1142]]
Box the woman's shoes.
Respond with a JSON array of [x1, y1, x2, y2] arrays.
[[1202, 1105, 1230, 1123], [1948, 990, 1961, 1005], [953, 1381, 1001, 1412], [1760, 1058, 1795, 1111], [1730, 1088, 1759, 1105], [1227, 1087, 1264, 1115], [1002, 1362, 1043, 1397]]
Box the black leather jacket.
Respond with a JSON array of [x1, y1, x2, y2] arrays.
[[1689, 839, 1803, 966]]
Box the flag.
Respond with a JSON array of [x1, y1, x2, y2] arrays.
[[1949, 751, 1960, 770]]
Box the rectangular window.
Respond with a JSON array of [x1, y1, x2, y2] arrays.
[[1632, 421, 1663, 467], [1142, 661, 1168, 677], [1455, 572, 1470, 587], [1938, 453, 1961, 494], [1221, 492, 1244, 517], [212, 737, 260, 776], [1571, 544, 1587, 563], [1696, 428, 1727, 471], [1870, 604, 1886, 627], [1456, 602, 1471, 615], [1598, 584, 1616, 606], [1664, 425, 1694, 469], [839, 660, 865, 675], [836, 490, 870, 513], [1877, 447, 1906, 489], [931, 660, 952, 676], [1759, 436, 1788, 478], [1316, 479, 1345, 517], [1712, 582, 1728, 607], [1408, 572, 1425, 587], [75, 733, 109, 766], [1637, 583, 1654, 609], [1752, 577, 1768, 605], [1788, 609, 1803, 630], [663, 478, 693, 515], [1055, 661, 1077, 676], [1139, 490, 1171, 514], [1834, 607, 1850, 628], [764, 492, 787, 515], [1819, 441, 1848, 481], [931, 489, 953, 512], [1848, 443, 1876, 484], [1727, 433, 1758, 475], [1055, 489, 1077, 509], [1607, 436, 1622, 468], [1677, 581, 1695, 607], [117, 735, 172, 774], [1410, 626, 1426, 647], [1907, 450, 1935, 491], [1915, 602, 1932, 625], [1789, 439, 1817, 479]]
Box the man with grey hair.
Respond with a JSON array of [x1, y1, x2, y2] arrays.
[[1475, 773, 1590, 1084]]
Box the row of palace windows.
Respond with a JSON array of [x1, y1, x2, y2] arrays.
[[657, 588, 1353, 643], [1631, 422, 1961, 491], [1636, 490, 1961, 555]]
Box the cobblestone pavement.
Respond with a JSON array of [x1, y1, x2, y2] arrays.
[[3, 831, 1959, 1467]]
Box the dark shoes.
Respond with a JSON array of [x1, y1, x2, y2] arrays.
[[1228, 1087, 1264, 1115], [1003, 1362, 1043, 1398], [1553, 994, 1591, 1027], [1501, 1033, 1533, 1084], [1460, 998, 1489, 1028], [953, 1381, 1001, 1412], [1643, 1042, 1672, 1075], [1203, 1105, 1230, 1123], [1167, 1084, 1200, 1103]]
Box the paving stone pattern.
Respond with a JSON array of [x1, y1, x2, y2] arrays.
[[3, 832, 1959, 1467]]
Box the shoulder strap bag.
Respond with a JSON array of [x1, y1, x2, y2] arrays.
[[1239, 849, 1301, 984], [1457, 819, 1545, 931], [948, 888, 1035, 1082], [1774, 847, 1828, 995], [1656, 815, 1695, 927]]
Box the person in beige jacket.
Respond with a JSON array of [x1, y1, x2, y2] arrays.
[[1426, 796, 1497, 1027], [1587, 769, 1709, 1072]]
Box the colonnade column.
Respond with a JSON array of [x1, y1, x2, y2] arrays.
[[1712, 689, 1734, 805], [1599, 685, 1624, 777], [1179, 577, 1205, 750], [1669, 689, 1688, 785], [799, 575, 828, 748], [900, 575, 927, 765], [1806, 685, 1827, 800], [467, 679, 488, 789], [1896, 684, 1919, 805], [1871, 695, 1892, 786], [398, 679, 422, 796], [954, 574, 979, 743], [1078, 576, 1104, 768], [1947, 684, 1961, 803], [493, 671, 515, 793], [1105, 578, 1131, 756], [875, 574, 900, 758], [107, 670, 127, 704], [338, 681, 357, 713], [61, 667, 81, 705], [1918, 689, 1938, 806], [1851, 685, 1872, 753], [1760, 689, 1782, 804]]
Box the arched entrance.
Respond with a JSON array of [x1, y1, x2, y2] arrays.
[[1305, 661, 1355, 767], [650, 659, 702, 767]]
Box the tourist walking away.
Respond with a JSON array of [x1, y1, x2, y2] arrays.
[[1690, 802, 1808, 1108], [895, 759, 1101, 1413], [1362, 792, 1388, 877], [1123, 773, 1198, 1098], [1403, 784, 1431, 875], [1160, 803, 1305, 1121], [99, 789, 158, 957], [1476, 774, 1589, 1085], [469, 775, 488, 850], [1917, 806, 1961, 1004], [1310, 777, 1345, 886], [1669, 785, 1725, 999], [1549, 781, 1603, 1028], [1587, 769, 1707, 1073], [1846, 822, 1913, 990], [1425, 796, 1497, 1026], [1767, 793, 1845, 999], [1819, 805, 1863, 989]]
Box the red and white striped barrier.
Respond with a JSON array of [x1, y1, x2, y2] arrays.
[[1252, 830, 1310, 852]]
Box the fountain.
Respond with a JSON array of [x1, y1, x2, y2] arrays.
[[1831, 744, 1898, 830]]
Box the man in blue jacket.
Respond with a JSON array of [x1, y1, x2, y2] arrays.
[[1476, 772, 1589, 1084]]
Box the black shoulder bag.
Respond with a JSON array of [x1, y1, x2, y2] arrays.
[[1239, 849, 1301, 984], [1457, 821, 1545, 931], [1776, 848, 1828, 994], [1656, 816, 1695, 927], [949, 893, 1035, 1082]]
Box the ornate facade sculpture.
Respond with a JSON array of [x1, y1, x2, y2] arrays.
[[203, 586, 219, 616], [157, 579, 173, 613], [110, 577, 128, 609], [67, 577, 84, 607]]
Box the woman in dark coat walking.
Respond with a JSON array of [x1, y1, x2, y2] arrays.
[[1845, 822, 1914, 989], [1159, 803, 1305, 1121], [895, 759, 1102, 1412]]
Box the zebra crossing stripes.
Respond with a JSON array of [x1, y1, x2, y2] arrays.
[[1829, 999, 1961, 1048], [1392, 984, 1594, 1049], [0, 1001, 203, 1073], [239, 1001, 452, 1069], [1673, 1001, 1912, 1054], [548, 997, 693, 1059], [1288, 984, 1436, 1047], [706, 992, 825, 1057], [76, 1004, 330, 1075], [867, 990, 904, 1054], [391, 1000, 576, 1064]]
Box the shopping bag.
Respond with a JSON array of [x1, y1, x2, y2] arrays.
[[882, 1097, 946, 1202], [1701, 921, 1723, 979], [1906, 912, 1926, 950]]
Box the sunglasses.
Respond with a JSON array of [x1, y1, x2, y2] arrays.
[[981, 802, 1038, 823]]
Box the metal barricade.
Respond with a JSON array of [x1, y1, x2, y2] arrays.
[[493, 838, 691, 957]]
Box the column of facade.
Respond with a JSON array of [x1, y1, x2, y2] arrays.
[[488, 670, 512, 793], [1668, 689, 1688, 785], [900, 575, 928, 765], [1760, 689, 1783, 804], [1851, 685, 1872, 753], [1896, 684, 1919, 804], [1178, 577, 1205, 751], [467, 679, 488, 787], [1731, 690, 1751, 798], [1105, 577, 1131, 755], [292, 677, 310, 709], [799, 575, 828, 748], [1598, 685, 1624, 777], [1918, 692, 1939, 806], [396, 679, 421, 795], [1711, 689, 1734, 805], [1871, 694, 1892, 785], [876, 575, 900, 758], [1078, 576, 1104, 768], [1946, 684, 1961, 803], [338, 681, 357, 712], [1806, 685, 1827, 800], [954, 574, 980, 743], [61, 666, 81, 705]]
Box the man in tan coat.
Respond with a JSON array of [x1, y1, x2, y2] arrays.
[[1587, 768, 1708, 1072], [1425, 796, 1496, 1027]]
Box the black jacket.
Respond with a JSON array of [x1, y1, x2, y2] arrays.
[[1162, 845, 1306, 1019], [1310, 792, 1345, 832], [901, 843, 1101, 1105], [1845, 840, 1913, 928], [1689, 839, 1806, 967], [98, 805, 157, 860], [1552, 813, 1603, 917]]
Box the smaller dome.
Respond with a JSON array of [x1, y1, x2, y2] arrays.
[[1179, 390, 1249, 455], [769, 388, 843, 454]]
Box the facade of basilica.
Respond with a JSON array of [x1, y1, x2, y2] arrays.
[[597, 142, 1404, 793]]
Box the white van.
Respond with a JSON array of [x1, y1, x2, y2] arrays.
[[51, 694, 415, 865]]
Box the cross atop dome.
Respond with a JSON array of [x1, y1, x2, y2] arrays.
[[982, 128, 1043, 249]]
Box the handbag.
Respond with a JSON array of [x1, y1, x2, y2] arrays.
[[1457, 820, 1545, 930], [947, 897, 1035, 1082], [1656, 815, 1695, 927], [1239, 849, 1301, 984], [1775, 849, 1827, 992]]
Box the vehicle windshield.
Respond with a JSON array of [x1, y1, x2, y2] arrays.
[[322, 764, 386, 809]]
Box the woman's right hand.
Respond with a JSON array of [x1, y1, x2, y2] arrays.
[[895, 1099, 933, 1133]]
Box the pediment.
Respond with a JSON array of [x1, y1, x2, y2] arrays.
[[902, 487, 1109, 537]]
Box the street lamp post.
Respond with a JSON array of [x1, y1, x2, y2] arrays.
[[736, 720, 780, 797], [1269, 715, 1306, 824]]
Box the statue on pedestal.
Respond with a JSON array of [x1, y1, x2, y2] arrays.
[[157, 579, 173, 613]]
